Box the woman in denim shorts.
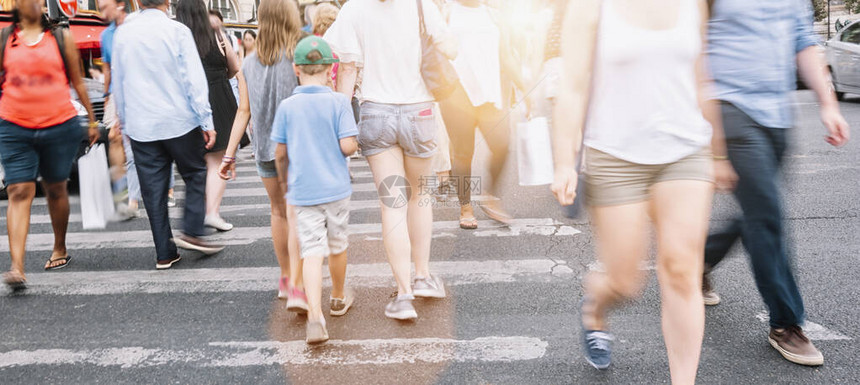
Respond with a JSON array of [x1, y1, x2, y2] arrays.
[[0, 0, 99, 290], [324, 0, 458, 320]]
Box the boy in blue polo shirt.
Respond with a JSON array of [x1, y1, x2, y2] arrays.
[[271, 36, 358, 344]]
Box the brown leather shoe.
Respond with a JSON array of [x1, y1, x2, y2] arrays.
[[768, 325, 823, 366]]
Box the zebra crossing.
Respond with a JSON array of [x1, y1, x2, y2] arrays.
[[1, 148, 854, 384]]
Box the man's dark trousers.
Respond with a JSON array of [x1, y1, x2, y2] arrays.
[[705, 102, 805, 329], [130, 128, 207, 262]]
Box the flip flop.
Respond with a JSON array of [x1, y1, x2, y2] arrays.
[[459, 215, 478, 230], [44, 255, 71, 271], [3, 271, 27, 292]]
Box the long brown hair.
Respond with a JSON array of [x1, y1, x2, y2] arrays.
[[256, 0, 302, 66]]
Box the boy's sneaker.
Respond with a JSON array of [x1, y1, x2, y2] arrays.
[[306, 321, 329, 344], [286, 286, 309, 314], [330, 288, 355, 317], [413, 275, 446, 298], [703, 272, 721, 306], [278, 277, 289, 299], [167, 195, 177, 208], [768, 325, 824, 366], [385, 294, 417, 320]]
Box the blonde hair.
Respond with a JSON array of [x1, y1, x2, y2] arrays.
[[256, 0, 302, 66], [312, 3, 339, 36]]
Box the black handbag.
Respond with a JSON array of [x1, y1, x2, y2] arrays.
[[416, 0, 459, 101]]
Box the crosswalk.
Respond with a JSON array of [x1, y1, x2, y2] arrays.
[[0, 150, 586, 375], [0, 149, 852, 382]]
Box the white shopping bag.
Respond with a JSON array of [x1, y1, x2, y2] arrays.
[[78, 143, 115, 229], [517, 117, 555, 186]]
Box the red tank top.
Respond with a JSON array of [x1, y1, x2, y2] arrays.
[[0, 29, 78, 129]]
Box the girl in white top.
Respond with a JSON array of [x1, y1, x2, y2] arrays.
[[551, 0, 736, 383], [324, 0, 457, 321], [438, 0, 526, 229]]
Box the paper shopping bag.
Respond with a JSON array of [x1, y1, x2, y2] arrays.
[[517, 117, 554, 186], [78, 143, 115, 229]]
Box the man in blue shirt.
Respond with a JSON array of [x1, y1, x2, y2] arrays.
[[112, 0, 224, 269], [704, 0, 850, 366]]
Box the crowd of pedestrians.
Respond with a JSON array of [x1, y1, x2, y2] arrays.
[[0, 0, 852, 383]]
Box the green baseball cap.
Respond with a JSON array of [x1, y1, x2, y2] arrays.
[[294, 36, 339, 66]]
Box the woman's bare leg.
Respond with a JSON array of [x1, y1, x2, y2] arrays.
[[651, 180, 712, 385], [204, 150, 228, 217], [404, 155, 434, 279], [262, 177, 290, 279], [5, 182, 36, 277], [366, 147, 412, 296], [584, 202, 651, 331]]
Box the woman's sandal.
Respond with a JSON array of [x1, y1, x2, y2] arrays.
[[44, 255, 71, 271], [3, 271, 27, 292], [459, 204, 479, 230]]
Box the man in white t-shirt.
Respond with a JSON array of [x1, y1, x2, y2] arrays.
[[324, 0, 457, 321]]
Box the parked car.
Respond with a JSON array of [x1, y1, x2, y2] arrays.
[[826, 21, 860, 100]]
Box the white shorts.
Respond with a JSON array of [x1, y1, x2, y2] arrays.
[[294, 198, 350, 259]]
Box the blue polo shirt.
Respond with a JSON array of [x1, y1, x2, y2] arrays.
[[100, 22, 116, 92], [270, 85, 358, 206]]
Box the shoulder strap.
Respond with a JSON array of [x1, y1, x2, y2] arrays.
[[416, 0, 427, 37], [50, 27, 72, 84], [0, 25, 15, 70]]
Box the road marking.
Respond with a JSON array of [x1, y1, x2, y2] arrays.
[[755, 311, 851, 341], [0, 218, 580, 252], [11, 259, 573, 296], [0, 336, 547, 368]]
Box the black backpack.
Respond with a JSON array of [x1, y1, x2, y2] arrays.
[[0, 25, 72, 95]]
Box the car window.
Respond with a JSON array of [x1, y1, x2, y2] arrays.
[[840, 23, 860, 44]]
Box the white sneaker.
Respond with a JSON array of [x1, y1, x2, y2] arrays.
[[385, 294, 417, 320], [413, 275, 446, 298], [204, 215, 234, 231]]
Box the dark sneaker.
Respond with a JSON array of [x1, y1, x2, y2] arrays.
[[580, 297, 612, 369], [582, 329, 613, 370], [385, 294, 418, 320], [156, 255, 182, 270], [306, 321, 329, 344], [413, 275, 446, 298], [330, 288, 355, 317], [173, 234, 224, 255], [768, 326, 824, 366], [703, 272, 721, 306]]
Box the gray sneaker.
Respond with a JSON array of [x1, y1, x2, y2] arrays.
[[385, 294, 418, 320], [703, 272, 721, 306], [330, 288, 355, 317], [306, 321, 329, 344], [413, 275, 446, 298]]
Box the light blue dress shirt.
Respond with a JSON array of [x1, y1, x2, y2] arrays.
[[708, 0, 819, 129], [112, 9, 213, 142]]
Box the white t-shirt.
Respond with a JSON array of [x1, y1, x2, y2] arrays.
[[324, 0, 450, 105], [448, 2, 502, 109]]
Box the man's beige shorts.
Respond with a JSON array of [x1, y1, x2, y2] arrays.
[[584, 147, 714, 207], [294, 198, 350, 259]]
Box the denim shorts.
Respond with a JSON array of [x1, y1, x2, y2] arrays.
[[357, 101, 437, 158], [256, 159, 278, 179], [0, 116, 84, 185]]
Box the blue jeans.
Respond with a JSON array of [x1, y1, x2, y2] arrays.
[[0, 117, 83, 184], [705, 102, 805, 329]]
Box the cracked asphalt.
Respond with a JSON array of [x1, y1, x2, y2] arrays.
[[0, 91, 858, 384]]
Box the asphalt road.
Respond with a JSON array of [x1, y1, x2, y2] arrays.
[[0, 91, 858, 384]]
